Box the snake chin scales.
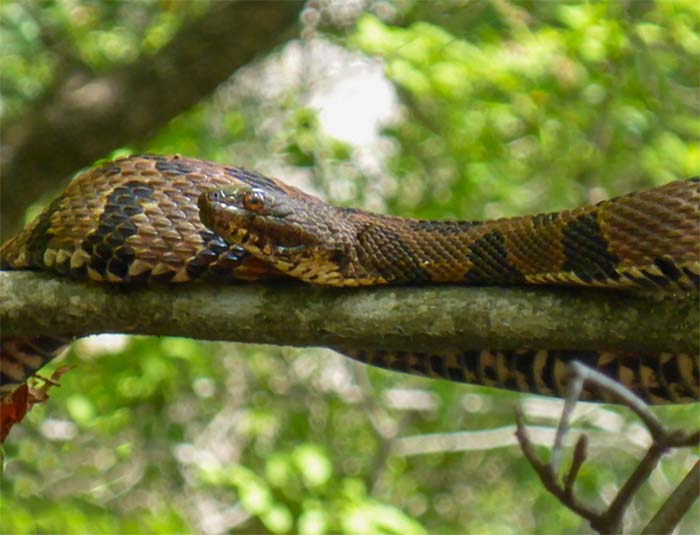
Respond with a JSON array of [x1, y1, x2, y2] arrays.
[[1, 154, 698, 403]]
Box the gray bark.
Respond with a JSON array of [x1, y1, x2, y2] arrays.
[[1, 271, 697, 353]]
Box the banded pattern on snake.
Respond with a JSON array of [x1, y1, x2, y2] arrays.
[[1, 154, 698, 404]]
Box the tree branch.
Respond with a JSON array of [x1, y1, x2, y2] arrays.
[[1, 1, 304, 240], [1, 271, 697, 353]]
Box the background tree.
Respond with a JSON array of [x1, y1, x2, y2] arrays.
[[1, 1, 698, 533]]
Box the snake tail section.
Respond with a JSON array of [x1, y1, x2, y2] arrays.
[[0, 336, 71, 393], [340, 348, 700, 405]]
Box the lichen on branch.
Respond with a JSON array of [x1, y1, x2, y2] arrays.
[[1, 271, 697, 354]]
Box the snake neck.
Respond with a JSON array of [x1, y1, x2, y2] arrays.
[[333, 209, 490, 285], [319, 179, 699, 290], [334, 208, 549, 286]]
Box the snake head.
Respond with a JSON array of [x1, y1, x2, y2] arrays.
[[198, 184, 354, 282]]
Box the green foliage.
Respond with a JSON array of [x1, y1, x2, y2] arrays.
[[0, 0, 207, 120], [2, 1, 699, 534], [196, 444, 424, 534], [0, 495, 189, 535], [351, 3, 699, 222]]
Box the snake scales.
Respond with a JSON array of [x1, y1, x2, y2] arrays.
[[1, 154, 698, 404]]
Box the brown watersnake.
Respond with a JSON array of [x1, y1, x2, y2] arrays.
[[1, 154, 698, 404]]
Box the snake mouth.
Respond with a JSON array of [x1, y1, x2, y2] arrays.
[[198, 189, 310, 258], [198, 191, 252, 240]]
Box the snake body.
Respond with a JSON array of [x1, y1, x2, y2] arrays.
[[1, 154, 698, 403]]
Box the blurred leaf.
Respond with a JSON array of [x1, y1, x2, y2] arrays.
[[293, 443, 332, 489]]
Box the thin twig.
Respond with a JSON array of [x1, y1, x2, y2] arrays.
[[551, 367, 585, 472], [642, 460, 700, 535], [515, 362, 699, 534], [594, 444, 666, 534], [514, 406, 602, 523], [564, 435, 587, 497], [567, 362, 666, 439]]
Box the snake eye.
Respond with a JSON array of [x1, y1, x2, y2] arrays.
[[243, 190, 265, 212]]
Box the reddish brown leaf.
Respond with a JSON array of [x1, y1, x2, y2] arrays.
[[0, 366, 74, 444]]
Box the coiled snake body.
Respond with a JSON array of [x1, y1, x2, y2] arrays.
[[2, 155, 699, 403]]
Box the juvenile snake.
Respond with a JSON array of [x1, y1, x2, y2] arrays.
[[1, 154, 698, 403]]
